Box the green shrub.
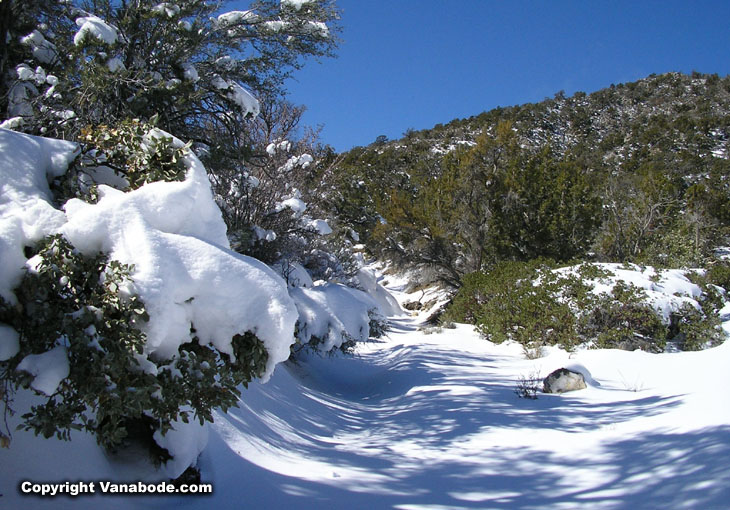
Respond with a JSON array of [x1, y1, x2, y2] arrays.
[[580, 282, 667, 352], [669, 302, 724, 351], [0, 235, 267, 456], [706, 260, 730, 291], [446, 261, 722, 354], [53, 119, 189, 204], [445, 260, 582, 352]]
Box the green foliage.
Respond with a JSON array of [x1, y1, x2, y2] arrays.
[[669, 302, 723, 351], [81, 120, 189, 189], [445, 262, 723, 355], [581, 282, 667, 352], [705, 260, 730, 292], [0, 235, 268, 454], [51, 119, 189, 205], [326, 72, 730, 287], [444, 260, 582, 352]]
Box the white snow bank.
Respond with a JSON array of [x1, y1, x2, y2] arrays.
[[291, 283, 379, 351], [153, 408, 209, 478], [356, 267, 403, 317], [0, 128, 78, 303], [59, 130, 298, 378]]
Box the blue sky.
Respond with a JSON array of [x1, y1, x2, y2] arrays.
[[282, 0, 730, 152]]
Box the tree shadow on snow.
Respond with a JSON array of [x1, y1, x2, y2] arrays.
[[193, 340, 727, 510]]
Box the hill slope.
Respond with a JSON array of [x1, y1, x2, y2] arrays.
[[323, 72, 730, 286]]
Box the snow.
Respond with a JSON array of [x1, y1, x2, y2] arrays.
[[263, 20, 289, 33], [0, 323, 19, 361], [308, 218, 332, 235], [20, 30, 57, 64], [0, 128, 78, 303], [303, 21, 330, 38], [152, 3, 180, 18], [106, 57, 126, 73], [0, 128, 307, 478], [182, 63, 200, 82], [153, 409, 209, 479], [290, 283, 378, 351], [212, 76, 260, 117], [16, 63, 36, 82], [355, 266, 403, 317], [2, 264, 730, 508], [0, 117, 24, 130], [74, 15, 119, 46], [281, 0, 315, 10], [16, 346, 69, 396], [217, 10, 258, 27], [279, 153, 313, 172], [558, 263, 704, 321], [276, 196, 307, 216]]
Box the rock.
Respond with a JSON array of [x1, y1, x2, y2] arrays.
[[543, 368, 587, 394], [403, 300, 422, 311]]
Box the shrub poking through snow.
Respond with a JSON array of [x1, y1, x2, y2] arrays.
[[0, 234, 268, 456], [582, 281, 668, 352], [53, 119, 189, 203], [0, 127, 298, 476], [514, 370, 541, 399], [446, 260, 725, 354]]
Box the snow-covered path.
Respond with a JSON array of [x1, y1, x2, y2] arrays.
[[4, 303, 730, 509], [192, 316, 730, 510]]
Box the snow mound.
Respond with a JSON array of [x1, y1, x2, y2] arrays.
[[58, 130, 298, 379], [291, 283, 380, 351], [16, 346, 69, 396], [0, 128, 78, 303]]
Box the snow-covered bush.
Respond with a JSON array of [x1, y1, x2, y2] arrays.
[[287, 273, 390, 356], [0, 126, 298, 477], [445, 260, 725, 354], [53, 119, 189, 203], [0, 235, 268, 454], [581, 280, 668, 352]]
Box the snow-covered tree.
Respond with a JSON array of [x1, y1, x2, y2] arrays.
[[1, 0, 339, 142]]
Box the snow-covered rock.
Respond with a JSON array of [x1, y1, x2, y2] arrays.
[[542, 367, 587, 394]]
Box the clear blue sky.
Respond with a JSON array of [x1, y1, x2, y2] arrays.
[[277, 1, 730, 152]]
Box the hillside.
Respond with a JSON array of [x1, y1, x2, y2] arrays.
[[325, 72, 730, 287]]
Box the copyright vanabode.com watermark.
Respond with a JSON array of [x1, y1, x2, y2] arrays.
[[19, 480, 213, 496]]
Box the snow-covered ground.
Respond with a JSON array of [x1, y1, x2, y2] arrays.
[[3, 276, 730, 509]]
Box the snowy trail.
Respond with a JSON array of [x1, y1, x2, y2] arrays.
[[4, 302, 730, 509], [186, 314, 730, 510]]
